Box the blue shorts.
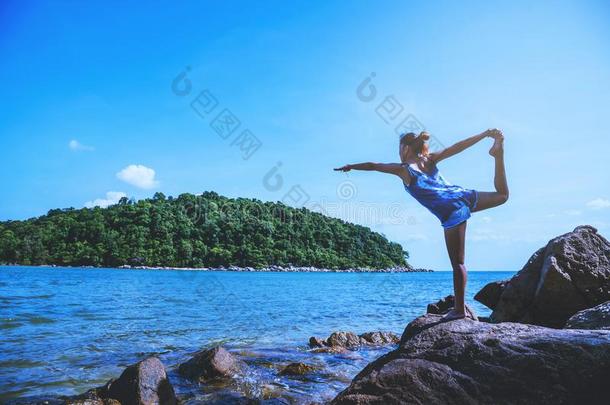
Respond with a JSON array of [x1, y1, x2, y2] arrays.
[[441, 189, 479, 229]]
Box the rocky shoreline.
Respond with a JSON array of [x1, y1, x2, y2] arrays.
[[117, 265, 432, 273], [334, 225, 610, 404], [332, 313, 610, 404], [0, 263, 433, 273]]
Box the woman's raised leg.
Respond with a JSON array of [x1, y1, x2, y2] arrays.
[[443, 221, 467, 320], [472, 134, 509, 212]]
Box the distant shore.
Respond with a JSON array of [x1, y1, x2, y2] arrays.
[[0, 263, 433, 273]]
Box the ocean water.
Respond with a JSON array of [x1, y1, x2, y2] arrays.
[[0, 266, 515, 403]]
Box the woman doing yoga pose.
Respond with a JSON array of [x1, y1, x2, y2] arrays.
[[334, 129, 508, 320]]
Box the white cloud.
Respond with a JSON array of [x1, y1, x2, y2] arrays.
[[563, 209, 582, 216], [68, 139, 94, 151], [116, 164, 159, 189], [85, 191, 127, 208], [586, 198, 610, 210], [481, 216, 492, 223]]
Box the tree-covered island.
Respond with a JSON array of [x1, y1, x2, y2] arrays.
[[0, 192, 410, 270]]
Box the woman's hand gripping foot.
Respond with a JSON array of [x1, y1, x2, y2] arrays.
[[487, 129, 504, 157]]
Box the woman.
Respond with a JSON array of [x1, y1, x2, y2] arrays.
[[334, 129, 508, 320]]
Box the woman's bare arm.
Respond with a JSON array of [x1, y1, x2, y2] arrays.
[[334, 162, 411, 183], [431, 129, 501, 163]]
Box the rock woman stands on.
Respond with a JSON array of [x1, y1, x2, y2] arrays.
[[335, 129, 508, 320]]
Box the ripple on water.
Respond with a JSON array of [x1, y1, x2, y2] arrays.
[[0, 359, 47, 369], [27, 316, 57, 325], [71, 310, 111, 321], [0, 294, 55, 300], [0, 319, 24, 330]]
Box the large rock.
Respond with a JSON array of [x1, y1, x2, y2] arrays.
[[178, 346, 240, 382], [473, 280, 507, 310], [565, 300, 610, 330], [332, 314, 610, 404], [309, 331, 399, 350], [426, 295, 478, 320], [476, 225, 610, 327], [70, 357, 176, 405]]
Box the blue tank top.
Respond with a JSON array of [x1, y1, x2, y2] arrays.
[[403, 163, 478, 229]]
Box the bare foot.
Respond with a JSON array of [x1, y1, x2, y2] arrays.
[[442, 308, 466, 322], [489, 133, 504, 157]]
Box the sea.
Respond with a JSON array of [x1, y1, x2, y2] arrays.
[[0, 266, 515, 403]]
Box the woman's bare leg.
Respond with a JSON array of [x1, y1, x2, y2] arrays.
[[443, 221, 467, 320], [472, 134, 509, 212]]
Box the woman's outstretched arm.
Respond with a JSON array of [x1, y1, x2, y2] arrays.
[[334, 162, 411, 183], [335, 162, 399, 173], [431, 128, 501, 163]]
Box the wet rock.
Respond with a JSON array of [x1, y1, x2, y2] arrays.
[[474, 280, 507, 310], [326, 332, 362, 349], [565, 300, 610, 330], [105, 357, 176, 405], [426, 295, 478, 320], [358, 331, 400, 345], [332, 313, 610, 404], [178, 346, 240, 382], [477, 225, 610, 327], [308, 337, 326, 348], [309, 331, 399, 350], [279, 362, 317, 376], [70, 357, 176, 405]]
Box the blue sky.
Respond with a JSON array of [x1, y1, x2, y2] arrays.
[[1, 0, 609, 270]]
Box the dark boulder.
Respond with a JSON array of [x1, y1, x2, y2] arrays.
[[332, 314, 610, 404], [477, 225, 610, 327], [178, 346, 240, 382], [565, 300, 610, 330], [70, 357, 176, 405], [104, 357, 176, 405], [474, 280, 507, 310], [426, 295, 478, 320]]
